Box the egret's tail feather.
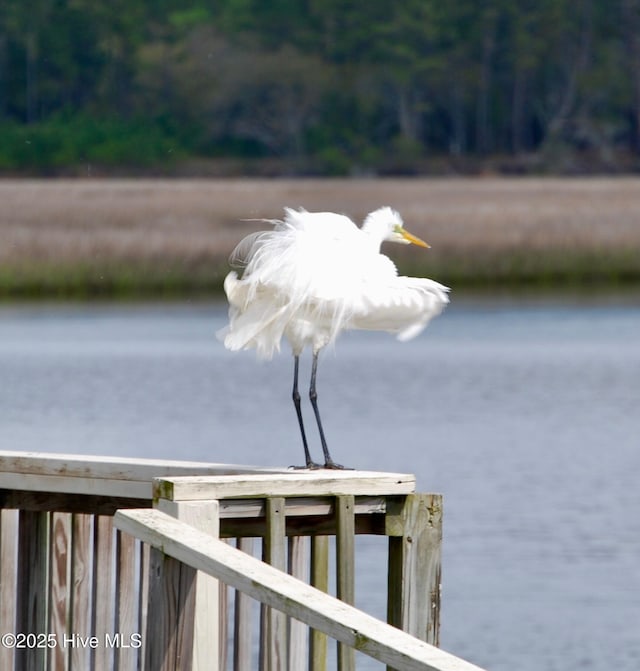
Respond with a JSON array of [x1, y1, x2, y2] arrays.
[[222, 301, 289, 360]]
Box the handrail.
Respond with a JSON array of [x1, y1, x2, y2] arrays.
[[0, 449, 284, 499], [115, 508, 486, 671]]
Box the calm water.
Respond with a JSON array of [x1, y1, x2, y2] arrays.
[[1, 298, 639, 671]]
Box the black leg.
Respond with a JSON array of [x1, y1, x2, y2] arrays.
[[292, 355, 320, 468], [309, 351, 344, 469]]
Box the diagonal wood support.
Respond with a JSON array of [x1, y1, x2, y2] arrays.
[[115, 507, 483, 671]]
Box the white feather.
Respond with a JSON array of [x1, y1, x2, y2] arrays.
[[219, 207, 449, 358]]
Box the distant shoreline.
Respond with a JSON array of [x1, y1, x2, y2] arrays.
[[1, 177, 639, 299]]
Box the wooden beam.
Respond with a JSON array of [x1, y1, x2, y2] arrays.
[[218, 495, 387, 519], [0, 490, 149, 514], [144, 549, 197, 671], [156, 499, 221, 671], [309, 536, 329, 671], [0, 451, 284, 501], [115, 509, 485, 671], [387, 494, 443, 651], [155, 472, 416, 502], [0, 450, 282, 480], [288, 536, 308, 670], [220, 513, 385, 539], [0, 473, 155, 500], [234, 538, 255, 671], [262, 498, 287, 671], [336, 496, 355, 671]]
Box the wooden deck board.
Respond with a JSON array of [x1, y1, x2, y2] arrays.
[[0, 450, 282, 480], [0, 451, 283, 501], [155, 471, 416, 501]]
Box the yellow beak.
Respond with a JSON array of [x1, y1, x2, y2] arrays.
[[401, 228, 430, 248]]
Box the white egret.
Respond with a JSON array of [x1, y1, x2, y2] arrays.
[[219, 207, 449, 469]]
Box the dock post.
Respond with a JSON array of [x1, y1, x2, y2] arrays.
[[386, 493, 442, 653], [155, 498, 221, 671]]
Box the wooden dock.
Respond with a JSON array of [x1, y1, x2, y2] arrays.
[[0, 450, 486, 671]]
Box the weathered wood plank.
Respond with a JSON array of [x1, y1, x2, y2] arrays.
[[0, 509, 19, 671], [48, 512, 71, 671], [155, 472, 416, 502], [144, 548, 197, 671], [336, 496, 355, 671], [219, 495, 387, 519], [387, 495, 442, 651], [0, 490, 150, 514], [156, 499, 221, 671], [220, 512, 385, 539], [234, 538, 255, 671], [0, 490, 385, 533], [309, 535, 329, 671], [175, 559, 198, 671], [262, 498, 287, 671], [0, 451, 284, 501], [115, 530, 140, 671], [218, 559, 228, 671], [70, 514, 94, 671], [288, 536, 308, 670], [0, 450, 281, 480], [16, 511, 50, 671], [2, 488, 386, 519], [115, 509, 486, 671], [92, 515, 115, 671], [0, 474, 155, 500], [138, 542, 150, 671]]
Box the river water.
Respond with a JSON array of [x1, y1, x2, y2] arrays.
[[1, 297, 639, 671]]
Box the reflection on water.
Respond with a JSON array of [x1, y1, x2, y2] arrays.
[[1, 297, 639, 671]]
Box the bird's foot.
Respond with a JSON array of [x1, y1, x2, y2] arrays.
[[290, 461, 324, 470], [323, 459, 351, 470]]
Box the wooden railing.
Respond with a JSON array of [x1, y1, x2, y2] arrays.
[[0, 451, 278, 671], [0, 450, 486, 671], [116, 508, 483, 671], [149, 471, 443, 671]]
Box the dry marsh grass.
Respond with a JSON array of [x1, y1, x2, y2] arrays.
[[1, 177, 639, 296]]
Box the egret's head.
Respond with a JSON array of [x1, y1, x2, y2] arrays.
[[363, 207, 430, 247]]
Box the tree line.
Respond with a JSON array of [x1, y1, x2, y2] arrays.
[[1, 0, 639, 174]]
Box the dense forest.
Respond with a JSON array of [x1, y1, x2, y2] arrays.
[[1, 0, 640, 175]]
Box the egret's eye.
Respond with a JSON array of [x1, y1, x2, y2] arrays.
[[393, 224, 404, 234]]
